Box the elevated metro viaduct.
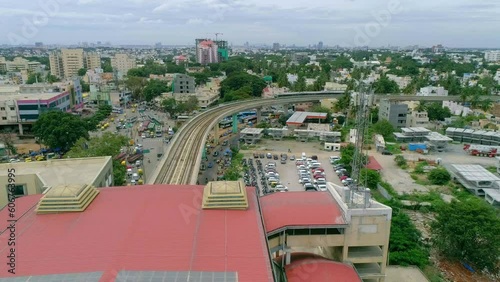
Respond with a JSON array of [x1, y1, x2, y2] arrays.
[[151, 92, 488, 186]]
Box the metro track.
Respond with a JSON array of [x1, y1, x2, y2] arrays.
[[151, 93, 500, 185]]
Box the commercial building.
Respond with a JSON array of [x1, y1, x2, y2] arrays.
[[286, 112, 328, 129], [0, 156, 113, 209], [446, 127, 500, 145], [0, 56, 41, 73], [172, 73, 195, 94], [0, 180, 391, 281], [111, 53, 137, 75], [49, 49, 101, 78], [0, 90, 72, 134], [378, 99, 408, 129]]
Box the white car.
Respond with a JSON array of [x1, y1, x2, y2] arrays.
[[297, 169, 308, 176], [317, 184, 328, 191], [314, 178, 327, 184], [299, 177, 311, 184], [342, 178, 353, 185], [9, 159, 20, 163], [275, 185, 288, 192]]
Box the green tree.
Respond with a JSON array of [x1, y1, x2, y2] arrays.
[[293, 75, 307, 92], [431, 199, 500, 273], [389, 208, 430, 268], [162, 98, 180, 116], [372, 120, 395, 139], [33, 111, 89, 150], [394, 155, 407, 168], [220, 72, 266, 101], [80, 79, 90, 92], [26, 73, 43, 84], [66, 132, 128, 186], [77, 68, 87, 76], [101, 58, 113, 72], [426, 102, 452, 121], [125, 76, 147, 100], [427, 167, 450, 185], [192, 72, 210, 86], [46, 73, 59, 83], [184, 96, 199, 113], [143, 79, 169, 102], [359, 168, 381, 189], [373, 75, 400, 94]]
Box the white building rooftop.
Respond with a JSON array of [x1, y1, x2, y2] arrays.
[[451, 164, 500, 182], [240, 128, 264, 134], [286, 112, 328, 125]]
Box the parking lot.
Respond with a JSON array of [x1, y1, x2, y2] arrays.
[[242, 140, 344, 193]]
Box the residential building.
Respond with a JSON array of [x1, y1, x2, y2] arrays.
[[386, 74, 412, 90], [0, 180, 391, 281], [417, 86, 448, 96], [324, 82, 348, 92], [379, 99, 408, 128], [195, 39, 219, 65], [49, 49, 101, 78], [0, 56, 41, 73], [111, 53, 137, 75], [0, 156, 113, 209], [172, 55, 188, 66], [484, 50, 500, 62], [85, 52, 101, 70], [406, 111, 430, 128], [172, 73, 195, 94]]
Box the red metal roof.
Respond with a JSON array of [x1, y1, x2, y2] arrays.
[[365, 156, 382, 171], [260, 192, 345, 233], [284, 253, 361, 282], [0, 186, 273, 282]]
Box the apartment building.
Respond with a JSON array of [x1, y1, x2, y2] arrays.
[[386, 74, 412, 90], [406, 111, 430, 128], [196, 40, 219, 65], [111, 53, 137, 75], [49, 49, 101, 78], [379, 99, 408, 128], [484, 50, 500, 62], [172, 74, 195, 94], [0, 56, 41, 72]]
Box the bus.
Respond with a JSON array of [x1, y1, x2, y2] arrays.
[[155, 125, 163, 137], [127, 116, 138, 123], [219, 119, 232, 129], [243, 116, 257, 124], [112, 107, 123, 114], [177, 115, 191, 120], [147, 122, 156, 132]]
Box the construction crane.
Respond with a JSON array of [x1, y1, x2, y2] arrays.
[[215, 33, 223, 41]]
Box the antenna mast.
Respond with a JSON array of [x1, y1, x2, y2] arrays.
[[215, 33, 223, 41], [349, 81, 372, 207]]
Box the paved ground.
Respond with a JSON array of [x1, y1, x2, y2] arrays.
[[197, 134, 240, 185], [241, 139, 343, 191], [385, 266, 430, 282], [375, 143, 498, 195]]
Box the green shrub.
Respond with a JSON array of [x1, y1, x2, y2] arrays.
[[428, 168, 450, 185]]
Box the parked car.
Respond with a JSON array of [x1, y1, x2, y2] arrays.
[[280, 158, 286, 164], [253, 153, 259, 158], [304, 183, 317, 191], [382, 150, 393, 155], [290, 155, 296, 160], [275, 185, 288, 192], [266, 153, 272, 159], [317, 184, 328, 191], [259, 153, 265, 158], [273, 154, 279, 160]]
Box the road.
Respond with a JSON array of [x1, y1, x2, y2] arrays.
[[197, 134, 239, 185]]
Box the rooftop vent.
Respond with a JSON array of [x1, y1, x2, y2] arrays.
[[36, 184, 100, 214], [202, 181, 248, 210]]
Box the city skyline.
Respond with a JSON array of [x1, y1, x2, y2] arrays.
[[0, 0, 499, 48]]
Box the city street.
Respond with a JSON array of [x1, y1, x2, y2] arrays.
[[197, 134, 240, 185]]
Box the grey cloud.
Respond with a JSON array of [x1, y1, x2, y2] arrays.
[[0, 0, 499, 47]]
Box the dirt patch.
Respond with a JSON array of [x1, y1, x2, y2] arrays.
[[15, 143, 42, 154], [437, 259, 497, 282]]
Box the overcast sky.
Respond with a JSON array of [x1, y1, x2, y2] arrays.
[[1, 0, 499, 47]]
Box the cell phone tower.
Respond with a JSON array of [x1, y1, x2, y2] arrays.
[[349, 81, 372, 207]]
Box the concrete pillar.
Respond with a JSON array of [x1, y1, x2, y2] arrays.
[[213, 124, 220, 145], [232, 114, 238, 134], [18, 123, 24, 135], [256, 107, 262, 123]]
